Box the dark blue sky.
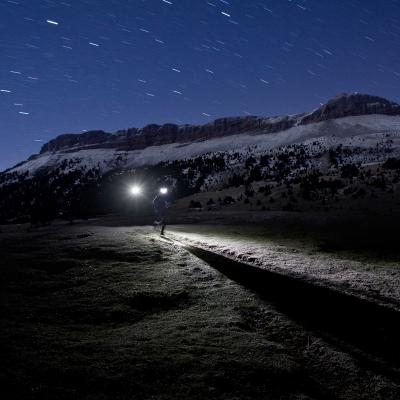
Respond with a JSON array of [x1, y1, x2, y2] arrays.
[[1, 0, 400, 171]]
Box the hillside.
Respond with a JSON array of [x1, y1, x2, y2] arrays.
[[1, 93, 400, 223]]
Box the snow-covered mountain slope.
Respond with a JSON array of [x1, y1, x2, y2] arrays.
[[3, 92, 400, 177], [7, 114, 400, 177], [2, 93, 400, 223]]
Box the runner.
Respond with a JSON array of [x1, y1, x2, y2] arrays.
[[152, 187, 170, 235]]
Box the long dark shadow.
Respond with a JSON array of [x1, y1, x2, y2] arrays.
[[177, 241, 400, 381]]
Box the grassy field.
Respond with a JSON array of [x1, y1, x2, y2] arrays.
[[1, 221, 400, 399]]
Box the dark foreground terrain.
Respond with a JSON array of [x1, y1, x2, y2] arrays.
[[1, 219, 400, 399]]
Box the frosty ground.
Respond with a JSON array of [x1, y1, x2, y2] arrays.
[[1, 219, 400, 399], [166, 212, 400, 310]]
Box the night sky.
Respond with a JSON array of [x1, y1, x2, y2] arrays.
[[1, 0, 400, 171]]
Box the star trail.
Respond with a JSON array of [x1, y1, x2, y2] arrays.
[[1, 0, 400, 170]]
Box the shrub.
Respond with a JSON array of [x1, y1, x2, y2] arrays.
[[341, 164, 359, 179], [189, 200, 202, 209], [383, 158, 400, 170], [223, 196, 235, 205]]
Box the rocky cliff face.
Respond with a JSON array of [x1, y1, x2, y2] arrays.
[[40, 93, 400, 154], [299, 93, 400, 125], [40, 130, 113, 153], [40, 115, 299, 154]]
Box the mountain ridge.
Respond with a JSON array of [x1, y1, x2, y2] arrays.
[[38, 93, 400, 155], [1, 92, 400, 224]]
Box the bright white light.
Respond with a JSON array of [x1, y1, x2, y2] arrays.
[[46, 20, 59, 25], [130, 185, 142, 196], [160, 187, 168, 195]]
